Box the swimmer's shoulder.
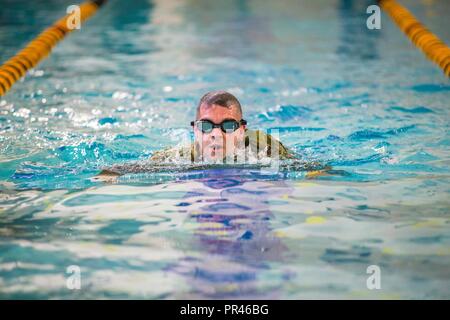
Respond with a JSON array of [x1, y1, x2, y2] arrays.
[[244, 129, 295, 160], [248, 129, 333, 173], [149, 144, 194, 162]]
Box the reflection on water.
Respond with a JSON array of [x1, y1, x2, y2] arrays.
[[1, 170, 449, 299], [172, 172, 291, 299]]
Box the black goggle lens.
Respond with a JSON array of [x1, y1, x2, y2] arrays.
[[222, 120, 239, 133], [198, 121, 214, 133]]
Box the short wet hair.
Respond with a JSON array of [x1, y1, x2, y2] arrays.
[[196, 90, 242, 119]]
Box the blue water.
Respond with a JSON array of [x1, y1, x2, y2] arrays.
[[0, 0, 449, 299]]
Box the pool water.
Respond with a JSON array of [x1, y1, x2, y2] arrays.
[[1, 0, 449, 299]]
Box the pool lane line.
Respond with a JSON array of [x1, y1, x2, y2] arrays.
[[0, 0, 107, 97], [379, 0, 450, 77]]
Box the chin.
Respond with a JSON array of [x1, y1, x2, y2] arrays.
[[203, 150, 225, 163]]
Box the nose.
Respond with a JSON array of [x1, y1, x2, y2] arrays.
[[209, 127, 223, 141]]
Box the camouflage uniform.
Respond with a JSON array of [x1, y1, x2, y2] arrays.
[[150, 129, 294, 163]]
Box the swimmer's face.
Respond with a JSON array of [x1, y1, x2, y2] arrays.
[[194, 103, 246, 162]]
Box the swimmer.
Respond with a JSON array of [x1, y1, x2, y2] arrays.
[[151, 90, 294, 163], [94, 90, 329, 182]]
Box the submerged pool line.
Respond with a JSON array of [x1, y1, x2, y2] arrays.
[[0, 0, 107, 97], [379, 0, 450, 77]]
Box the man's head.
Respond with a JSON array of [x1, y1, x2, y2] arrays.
[[192, 90, 246, 162]]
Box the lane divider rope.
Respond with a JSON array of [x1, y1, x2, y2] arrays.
[[0, 0, 107, 96], [379, 0, 450, 77]]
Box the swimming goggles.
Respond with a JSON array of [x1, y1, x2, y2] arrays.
[[190, 119, 247, 133]]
